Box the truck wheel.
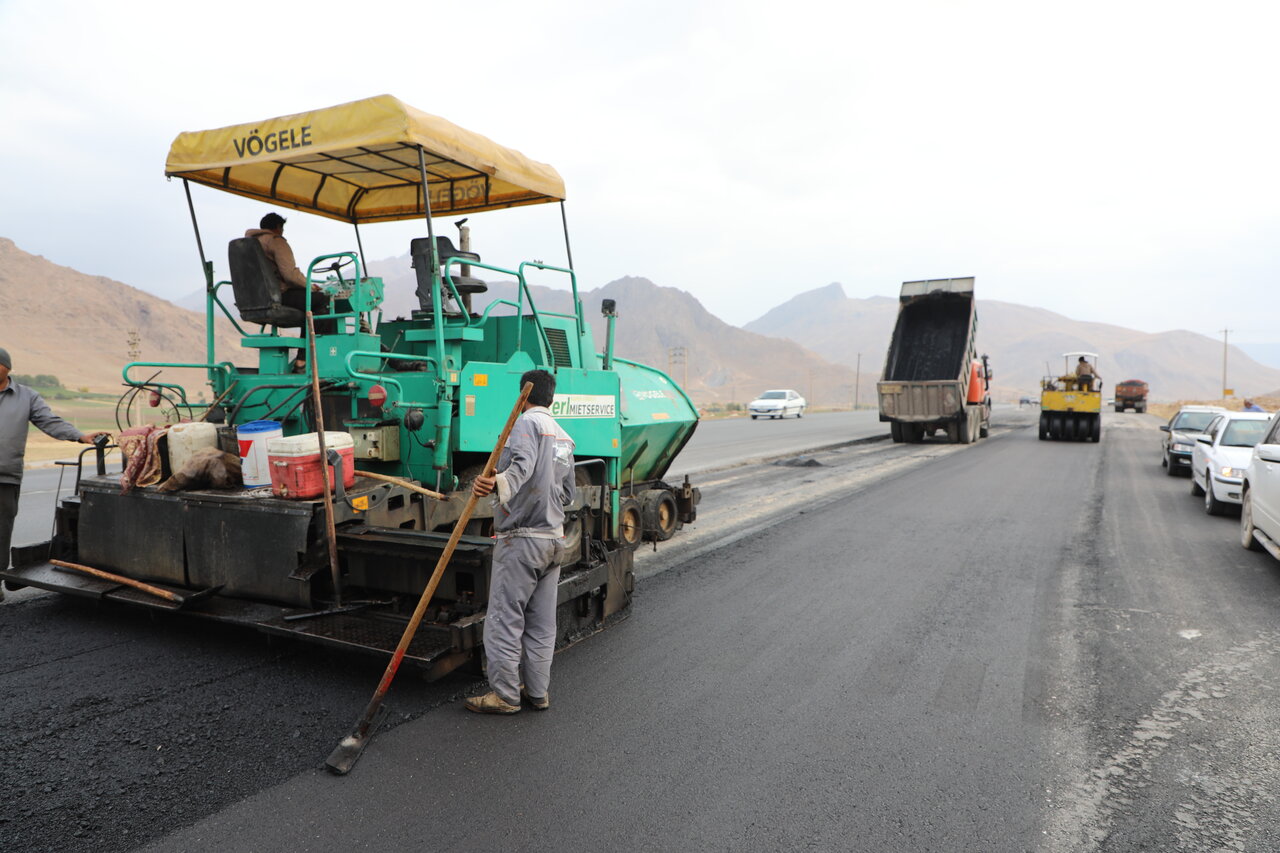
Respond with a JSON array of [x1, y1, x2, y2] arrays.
[[958, 413, 971, 444], [1115, 405, 1123, 412], [1064, 415, 1077, 441], [751, 415, 757, 420], [1091, 416, 1101, 442], [639, 489, 678, 541], [1242, 489, 1264, 551], [617, 496, 643, 549], [891, 422, 904, 443], [1137, 403, 1146, 413], [1038, 414, 1049, 440], [946, 420, 960, 443]]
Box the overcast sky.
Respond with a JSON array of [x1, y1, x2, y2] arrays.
[[2, 0, 1277, 354]]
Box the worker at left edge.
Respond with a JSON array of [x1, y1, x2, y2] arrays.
[[0, 347, 111, 602]]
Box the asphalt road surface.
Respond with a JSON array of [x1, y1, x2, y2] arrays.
[[7, 410, 1280, 851]]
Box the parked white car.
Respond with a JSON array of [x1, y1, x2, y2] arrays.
[[1241, 413, 1280, 558], [749, 389, 806, 419], [1189, 411, 1272, 515]]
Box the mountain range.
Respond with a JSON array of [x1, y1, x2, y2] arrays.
[[0, 238, 241, 400], [8, 237, 1279, 405], [745, 282, 1280, 401]]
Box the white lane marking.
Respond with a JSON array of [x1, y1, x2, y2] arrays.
[[1179, 629, 1203, 640]]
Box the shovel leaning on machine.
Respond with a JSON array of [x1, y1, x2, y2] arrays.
[[324, 381, 533, 776]]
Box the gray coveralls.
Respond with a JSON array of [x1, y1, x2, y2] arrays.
[[0, 381, 85, 570], [484, 406, 576, 704]]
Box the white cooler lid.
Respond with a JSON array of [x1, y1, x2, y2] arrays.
[[266, 431, 355, 457]]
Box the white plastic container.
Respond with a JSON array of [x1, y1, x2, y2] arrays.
[[167, 421, 219, 475], [236, 420, 283, 488]]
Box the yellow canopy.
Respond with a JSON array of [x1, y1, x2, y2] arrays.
[[165, 94, 565, 223]]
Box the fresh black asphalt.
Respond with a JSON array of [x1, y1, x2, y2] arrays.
[[6, 412, 1280, 851]]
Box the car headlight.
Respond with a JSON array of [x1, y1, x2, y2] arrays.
[[1220, 466, 1247, 478], [1173, 442, 1193, 451]]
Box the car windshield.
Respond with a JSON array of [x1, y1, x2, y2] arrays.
[[759, 391, 786, 400], [1221, 420, 1269, 448], [1172, 412, 1218, 431]]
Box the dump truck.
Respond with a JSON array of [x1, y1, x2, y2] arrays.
[[1039, 351, 1102, 442], [878, 277, 991, 444], [1114, 379, 1148, 413], [2, 95, 700, 679]]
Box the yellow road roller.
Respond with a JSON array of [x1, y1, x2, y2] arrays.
[[1039, 351, 1102, 442]]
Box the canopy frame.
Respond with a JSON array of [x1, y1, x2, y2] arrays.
[[164, 94, 566, 224]]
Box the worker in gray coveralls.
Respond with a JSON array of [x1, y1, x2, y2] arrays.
[[466, 369, 576, 714], [0, 347, 110, 602]]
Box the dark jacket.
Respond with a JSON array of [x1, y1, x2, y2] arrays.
[[244, 228, 308, 291]]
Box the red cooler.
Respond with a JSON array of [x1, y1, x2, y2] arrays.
[[266, 432, 356, 499]]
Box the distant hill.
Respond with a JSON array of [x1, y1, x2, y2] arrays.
[[1, 238, 241, 399], [746, 283, 1280, 402]]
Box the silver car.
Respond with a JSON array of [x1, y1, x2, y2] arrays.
[[749, 389, 806, 420]]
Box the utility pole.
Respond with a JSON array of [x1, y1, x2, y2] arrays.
[[127, 330, 142, 426], [1221, 329, 1232, 402], [854, 353, 862, 410], [667, 346, 687, 389]]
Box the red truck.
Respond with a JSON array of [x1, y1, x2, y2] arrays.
[[1115, 379, 1149, 413]]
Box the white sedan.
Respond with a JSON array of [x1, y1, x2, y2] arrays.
[[1191, 411, 1272, 515], [1241, 413, 1280, 558], [749, 389, 806, 419]]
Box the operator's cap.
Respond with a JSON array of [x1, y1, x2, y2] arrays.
[[0, 347, 10, 370]]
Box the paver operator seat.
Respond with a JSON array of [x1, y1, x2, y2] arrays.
[[227, 236, 306, 329], [411, 235, 486, 314]]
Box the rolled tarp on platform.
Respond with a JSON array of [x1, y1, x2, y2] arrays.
[[164, 94, 565, 222]]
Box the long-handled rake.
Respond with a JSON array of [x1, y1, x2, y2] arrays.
[[325, 381, 532, 775]]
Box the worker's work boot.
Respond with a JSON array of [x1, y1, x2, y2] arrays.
[[521, 688, 549, 710], [465, 691, 521, 715]]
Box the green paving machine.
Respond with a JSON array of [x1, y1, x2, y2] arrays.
[[3, 95, 700, 678]]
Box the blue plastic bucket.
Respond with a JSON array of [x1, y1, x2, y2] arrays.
[[236, 420, 283, 488]]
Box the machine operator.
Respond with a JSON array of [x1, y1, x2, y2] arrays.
[[1075, 357, 1100, 392]]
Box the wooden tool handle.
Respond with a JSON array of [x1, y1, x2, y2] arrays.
[[353, 381, 533, 736], [354, 470, 446, 500], [307, 311, 344, 608], [51, 559, 181, 602], [198, 380, 239, 423]]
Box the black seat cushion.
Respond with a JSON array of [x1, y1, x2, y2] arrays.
[[227, 237, 306, 327], [410, 236, 485, 310]]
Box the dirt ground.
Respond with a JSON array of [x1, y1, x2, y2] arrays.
[[1146, 395, 1280, 421]]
